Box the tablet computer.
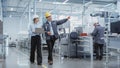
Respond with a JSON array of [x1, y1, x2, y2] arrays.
[[35, 28, 45, 34]]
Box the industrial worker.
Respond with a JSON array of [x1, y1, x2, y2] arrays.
[[43, 12, 70, 65], [28, 15, 42, 65], [91, 23, 105, 60]]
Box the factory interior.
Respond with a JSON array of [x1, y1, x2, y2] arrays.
[[0, 0, 120, 68]]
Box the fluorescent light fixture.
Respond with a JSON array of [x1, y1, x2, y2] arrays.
[[63, 0, 69, 4], [84, 1, 92, 6], [53, 2, 69, 5], [31, 9, 33, 12], [104, 3, 113, 7], [10, 8, 14, 11], [52, 0, 69, 5], [53, 2, 62, 4], [39, 0, 42, 2]]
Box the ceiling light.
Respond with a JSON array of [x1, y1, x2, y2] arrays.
[[104, 3, 113, 7], [39, 0, 42, 2], [63, 0, 69, 4], [53, 0, 69, 5], [31, 9, 33, 12], [84, 1, 92, 6], [53, 2, 62, 4], [10, 8, 14, 11]]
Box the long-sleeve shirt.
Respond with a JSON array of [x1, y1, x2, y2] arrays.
[[91, 25, 105, 44], [28, 22, 43, 36]]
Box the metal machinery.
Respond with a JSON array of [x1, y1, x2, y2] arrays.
[[96, 2, 120, 68], [104, 12, 120, 68], [0, 1, 7, 67], [0, 20, 4, 61], [0, 20, 8, 62]]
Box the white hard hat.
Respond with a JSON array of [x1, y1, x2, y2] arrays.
[[33, 15, 39, 19]]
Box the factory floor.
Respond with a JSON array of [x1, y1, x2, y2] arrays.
[[0, 47, 119, 68]]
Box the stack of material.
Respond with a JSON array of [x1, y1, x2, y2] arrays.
[[0, 20, 4, 60]]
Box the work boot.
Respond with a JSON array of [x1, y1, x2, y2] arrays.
[[48, 60, 53, 65]]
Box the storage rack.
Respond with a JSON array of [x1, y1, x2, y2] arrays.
[[72, 36, 93, 68], [0, 35, 8, 61]]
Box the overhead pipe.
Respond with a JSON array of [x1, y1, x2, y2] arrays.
[[28, 3, 31, 25], [33, 0, 37, 15]]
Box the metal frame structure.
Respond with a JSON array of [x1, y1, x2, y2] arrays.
[[0, 0, 117, 17], [0, 0, 3, 21]]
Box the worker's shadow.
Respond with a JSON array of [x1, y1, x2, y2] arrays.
[[30, 64, 42, 68], [47, 65, 53, 68], [30, 64, 53, 68], [30, 64, 36, 68]]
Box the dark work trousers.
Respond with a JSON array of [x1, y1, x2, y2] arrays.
[[30, 35, 42, 64], [94, 43, 104, 60], [46, 35, 56, 61]]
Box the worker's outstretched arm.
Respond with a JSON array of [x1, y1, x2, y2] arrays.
[[56, 16, 70, 25], [56, 19, 68, 25]]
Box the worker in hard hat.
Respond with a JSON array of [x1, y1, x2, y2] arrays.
[[43, 12, 70, 65], [28, 15, 42, 65]]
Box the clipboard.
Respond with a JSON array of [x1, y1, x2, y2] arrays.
[[35, 28, 45, 34]]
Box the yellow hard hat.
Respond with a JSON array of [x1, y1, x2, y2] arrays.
[[45, 12, 51, 18]]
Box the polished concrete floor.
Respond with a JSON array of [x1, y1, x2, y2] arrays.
[[0, 47, 119, 68]]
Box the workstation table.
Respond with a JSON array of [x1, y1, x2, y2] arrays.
[[71, 36, 93, 58], [72, 36, 94, 68]]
